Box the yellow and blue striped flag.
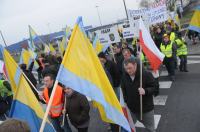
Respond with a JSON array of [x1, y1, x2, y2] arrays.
[[93, 35, 103, 54], [19, 49, 32, 67], [58, 37, 66, 55], [49, 43, 56, 54], [29, 25, 37, 50], [189, 6, 200, 33], [56, 17, 131, 131], [93, 35, 111, 54], [0, 46, 54, 132], [44, 44, 50, 53], [65, 26, 72, 39]]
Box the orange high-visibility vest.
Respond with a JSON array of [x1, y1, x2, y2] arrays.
[[43, 85, 64, 117]]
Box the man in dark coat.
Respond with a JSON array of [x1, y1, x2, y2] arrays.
[[113, 44, 124, 76], [63, 87, 90, 132], [121, 58, 156, 132], [98, 52, 121, 89]]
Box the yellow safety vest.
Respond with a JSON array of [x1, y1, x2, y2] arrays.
[[0, 80, 12, 98], [160, 42, 173, 58], [175, 39, 188, 56], [170, 32, 176, 42]]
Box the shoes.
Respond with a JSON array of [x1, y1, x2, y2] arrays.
[[179, 69, 184, 72], [170, 76, 175, 81], [184, 70, 189, 72]]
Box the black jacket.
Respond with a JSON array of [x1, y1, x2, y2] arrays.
[[66, 92, 90, 128], [121, 64, 155, 113], [104, 60, 121, 88], [154, 32, 164, 50], [114, 52, 124, 76]]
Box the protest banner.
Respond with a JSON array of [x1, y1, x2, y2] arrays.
[[95, 25, 121, 45]]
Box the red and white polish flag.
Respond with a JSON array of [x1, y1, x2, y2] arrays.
[[139, 18, 165, 71], [120, 88, 136, 132]]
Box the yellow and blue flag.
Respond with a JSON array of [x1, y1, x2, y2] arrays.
[[189, 6, 200, 33], [28, 49, 39, 69], [93, 35, 103, 54], [93, 35, 111, 54], [65, 26, 72, 39], [0, 46, 54, 132], [19, 49, 32, 67], [29, 25, 37, 50], [56, 17, 130, 131], [44, 44, 50, 53], [49, 43, 56, 54], [19, 49, 39, 69], [58, 38, 66, 55]]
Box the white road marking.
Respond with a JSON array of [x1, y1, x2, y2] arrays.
[[154, 95, 168, 105], [187, 56, 200, 59], [159, 81, 172, 89], [187, 60, 200, 64], [160, 70, 168, 77], [135, 115, 161, 129]]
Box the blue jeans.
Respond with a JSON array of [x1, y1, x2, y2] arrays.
[[49, 116, 72, 132]]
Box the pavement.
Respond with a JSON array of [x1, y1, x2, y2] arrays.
[[187, 38, 200, 55], [157, 56, 200, 132]]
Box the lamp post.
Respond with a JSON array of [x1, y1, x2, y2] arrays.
[[122, 0, 129, 20], [95, 5, 103, 26]]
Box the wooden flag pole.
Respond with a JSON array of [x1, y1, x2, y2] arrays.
[[110, 45, 117, 63], [183, 29, 189, 41], [7, 53, 46, 103], [139, 45, 143, 121], [40, 80, 59, 132], [61, 94, 67, 127]]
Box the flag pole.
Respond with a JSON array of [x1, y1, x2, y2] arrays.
[[40, 80, 59, 132], [8, 55, 46, 103], [61, 94, 67, 127], [183, 29, 188, 40], [110, 45, 117, 63], [139, 44, 143, 121], [21, 71, 46, 103], [0, 30, 8, 47]]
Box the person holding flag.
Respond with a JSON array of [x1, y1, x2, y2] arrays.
[[121, 58, 156, 132], [39, 73, 72, 132]]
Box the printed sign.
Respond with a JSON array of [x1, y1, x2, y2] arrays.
[[95, 25, 121, 45]]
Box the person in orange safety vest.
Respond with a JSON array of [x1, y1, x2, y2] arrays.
[[39, 73, 72, 132]]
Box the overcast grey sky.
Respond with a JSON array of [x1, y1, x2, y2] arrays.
[[0, 0, 140, 45]]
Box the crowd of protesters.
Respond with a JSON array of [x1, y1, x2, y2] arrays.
[[0, 19, 195, 132]]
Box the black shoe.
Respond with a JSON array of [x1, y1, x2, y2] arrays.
[[154, 91, 159, 97], [179, 69, 184, 72], [170, 76, 175, 81], [184, 70, 189, 72]]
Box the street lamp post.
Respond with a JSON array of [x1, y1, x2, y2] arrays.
[[122, 0, 129, 20], [95, 5, 102, 26]]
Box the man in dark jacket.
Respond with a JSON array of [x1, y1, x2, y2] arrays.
[[98, 52, 121, 97], [153, 26, 164, 50], [63, 87, 90, 132], [121, 58, 156, 132], [113, 44, 124, 76]]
